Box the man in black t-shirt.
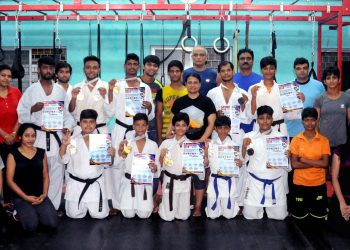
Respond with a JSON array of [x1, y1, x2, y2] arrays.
[[169, 72, 216, 216]]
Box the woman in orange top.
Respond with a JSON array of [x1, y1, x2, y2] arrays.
[[0, 64, 22, 201]]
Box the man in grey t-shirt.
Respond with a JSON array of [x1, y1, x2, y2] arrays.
[[314, 66, 350, 148]]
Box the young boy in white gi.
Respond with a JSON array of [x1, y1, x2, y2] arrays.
[[158, 112, 192, 221], [242, 105, 289, 220], [205, 116, 243, 219], [60, 109, 116, 219], [118, 113, 158, 219]]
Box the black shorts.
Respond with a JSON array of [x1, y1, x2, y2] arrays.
[[290, 184, 328, 220], [192, 174, 206, 190]]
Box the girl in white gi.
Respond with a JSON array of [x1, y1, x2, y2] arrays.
[[60, 109, 116, 219], [118, 113, 158, 219], [158, 113, 192, 221], [205, 116, 243, 219], [242, 105, 288, 220], [16, 56, 75, 210], [248, 56, 304, 136]]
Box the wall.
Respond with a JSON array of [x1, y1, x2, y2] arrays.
[[1, 17, 349, 86]]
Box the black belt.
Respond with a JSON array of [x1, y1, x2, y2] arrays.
[[115, 118, 133, 139], [32, 124, 61, 151], [272, 119, 285, 132], [125, 173, 147, 201], [69, 173, 103, 212], [163, 170, 192, 212]]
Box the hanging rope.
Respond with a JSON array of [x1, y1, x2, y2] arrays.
[[125, 21, 128, 58], [139, 21, 144, 75], [160, 20, 165, 86], [309, 12, 317, 79], [12, 13, 24, 91], [97, 14, 101, 60], [245, 16, 250, 49], [88, 21, 92, 56], [269, 14, 277, 58], [53, 14, 61, 64], [234, 2, 239, 72], [198, 21, 202, 45], [0, 21, 5, 62]]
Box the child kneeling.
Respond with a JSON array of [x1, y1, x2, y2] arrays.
[[158, 113, 193, 221], [206, 116, 243, 219], [60, 109, 116, 219]]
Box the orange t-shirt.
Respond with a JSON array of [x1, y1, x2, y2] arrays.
[[290, 132, 330, 186]]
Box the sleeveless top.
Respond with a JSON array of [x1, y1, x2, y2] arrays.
[[11, 147, 45, 198]]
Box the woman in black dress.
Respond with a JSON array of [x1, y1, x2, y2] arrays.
[[6, 123, 58, 232]]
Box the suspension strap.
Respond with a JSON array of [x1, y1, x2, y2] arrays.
[[309, 13, 317, 79], [88, 21, 92, 56], [125, 22, 128, 58], [160, 20, 165, 86], [139, 21, 144, 75]]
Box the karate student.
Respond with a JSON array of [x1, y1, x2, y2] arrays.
[[207, 60, 251, 144], [69, 56, 111, 134], [55, 61, 73, 108], [60, 109, 115, 219], [106, 54, 154, 212], [17, 56, 75, 210], [205, 116, 243, 219], [158, 112, 192, 221], [289, 107, 330, 230], [248, 56, 304, 136], [242, 105, 289, 220], [117, 113, 158, 219]]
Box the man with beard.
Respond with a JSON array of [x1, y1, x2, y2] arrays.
[[233, 48, 263, 133], [183, 46, 219, 96], [106, 53, 154, 214], [140, 55, 163, 142], [17, 56, 75, 210], [69, 56, 111, 135], [55, 62, 73, 110]]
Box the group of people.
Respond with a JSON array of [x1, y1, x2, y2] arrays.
[[0, 45, 349, 237]]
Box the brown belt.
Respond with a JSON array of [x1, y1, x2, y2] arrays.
[[163, 170, 192, 212], [125, 173, 147, 201]]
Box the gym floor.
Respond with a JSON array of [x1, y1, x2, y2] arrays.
[[1, 212, 350, 250]]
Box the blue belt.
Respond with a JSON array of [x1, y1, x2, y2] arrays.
[[211, 173, 232, 211], [249, 172, 280, 205]]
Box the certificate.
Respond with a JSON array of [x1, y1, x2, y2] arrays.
[[42, 101, 64, 131], [182, 142, 205, 174], [278, 82, 303, 113], [130, 153, 155, 185], [125, 87, 146, 117], [89, 134, 112, 165], [266, 136, 289, 169], [221, 105, 241, 134], [217, 145, 240, 177]]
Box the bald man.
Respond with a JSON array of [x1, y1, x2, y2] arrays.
[[183, 46, 220, 96]]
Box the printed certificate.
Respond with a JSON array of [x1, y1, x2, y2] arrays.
[[266, 136, 289, 169], [125, 87, 146, 117], [89, 134, 112, 165], [217, 145, 240, 177], [130, 153, 155, 185], [278, 82, 303, 113], [182, 142, 205, 174], [221, 105, 241, 134], [42, 101, 64, 131]]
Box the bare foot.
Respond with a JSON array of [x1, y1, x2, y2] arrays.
[[192, 208, 201, 217], [109, 208, 119, 216], [153, 194, 162, 213]]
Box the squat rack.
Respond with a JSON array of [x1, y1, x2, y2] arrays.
[[0, 0, 349, 86]]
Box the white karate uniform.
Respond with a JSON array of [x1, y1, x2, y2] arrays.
[[119, 136, 158, 219], [205, 137, 242, 219], [61, 132, 109, 219], [247, 81, 288, 136], [106, 80, 154, 210], [71, 79, 111, 134], [158, 137, 192, 221], [17, 81, 75, 210], [242, 130, 288, 220], [56, 83, 73, 110]]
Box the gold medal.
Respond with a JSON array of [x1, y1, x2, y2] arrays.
[[113, 86, 120, 94], [77, 93, 84, 101]]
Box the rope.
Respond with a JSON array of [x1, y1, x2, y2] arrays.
[[88, 21, 92, 56], [220, 19, 225, 62], [0, 21, 4, 62], [160, 20, 165, 86], [125, 22, 128, 58], [139, 21, 144, 75]]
